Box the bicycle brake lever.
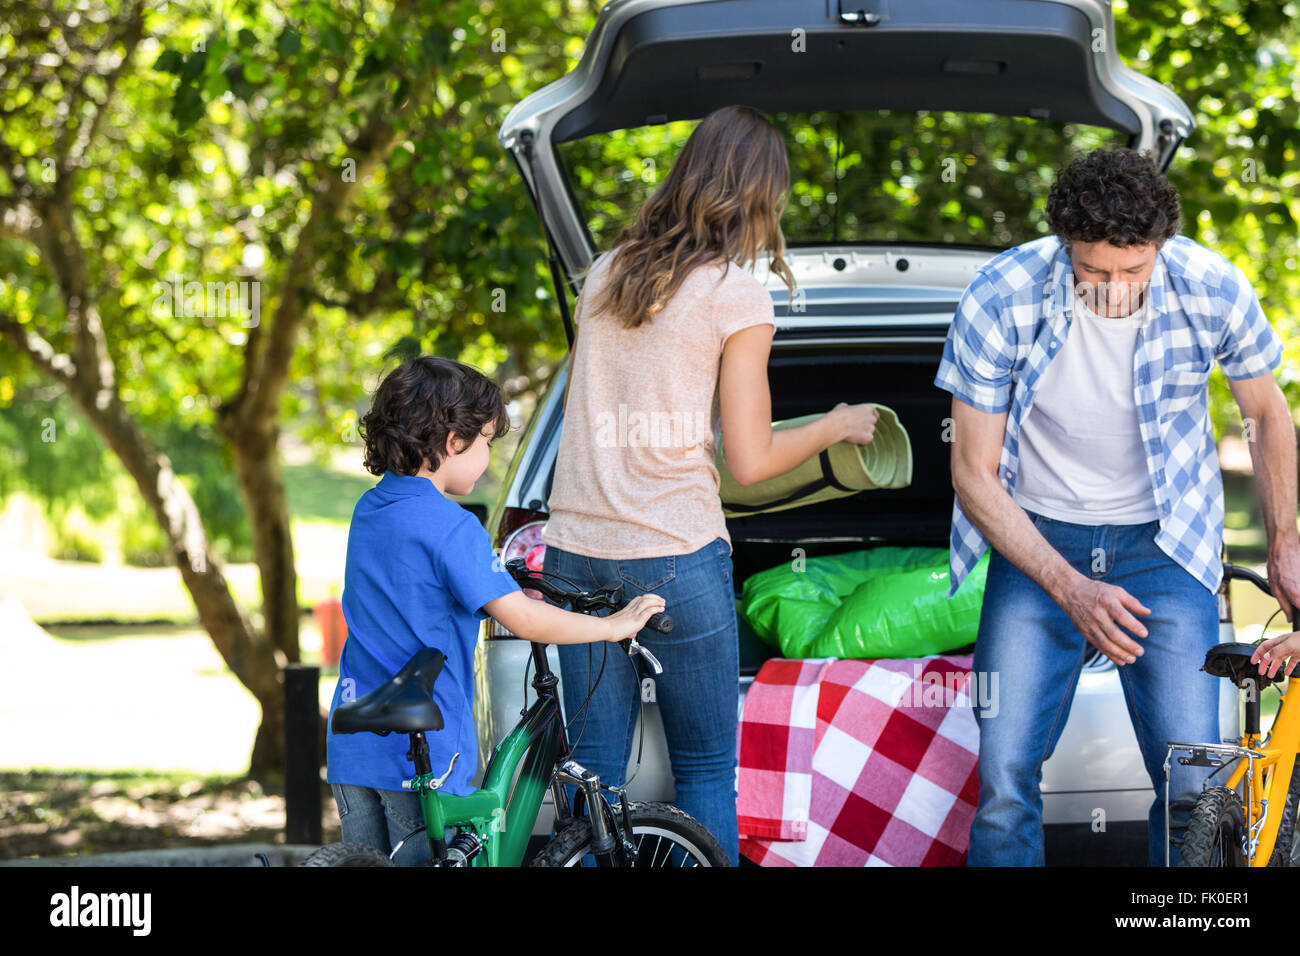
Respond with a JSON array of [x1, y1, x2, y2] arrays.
[[431, 752, 460, 790], [628, 637, 663, 675]]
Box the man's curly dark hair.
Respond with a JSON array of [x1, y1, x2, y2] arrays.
[[1046, 147, 1182, 248], [359, 355, 511, 477]]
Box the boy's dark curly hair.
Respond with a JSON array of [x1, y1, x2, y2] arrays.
[[359, 355, 511, 477], [1046, 147, 1182, 248]]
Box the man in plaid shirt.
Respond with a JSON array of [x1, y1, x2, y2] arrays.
[[933, 147, 1298, 866]]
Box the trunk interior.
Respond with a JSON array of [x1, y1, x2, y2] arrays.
[[727, 342, 961, 673]]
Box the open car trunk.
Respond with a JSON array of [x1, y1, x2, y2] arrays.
[[499, 0, 1194, 285], [722, 341, 957, 673]]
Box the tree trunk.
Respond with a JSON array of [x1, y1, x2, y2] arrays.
[[224, 412, 300, 665], [62, 355, 290, 774]]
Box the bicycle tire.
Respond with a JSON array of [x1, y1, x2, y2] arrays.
[[297, 841, 395, 867], [529, 801, 731, 867], [1267, 757, 1300, 867], [1177, 787, 1247, 867]]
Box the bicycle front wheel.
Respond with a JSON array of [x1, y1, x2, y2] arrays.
[[1177, 787, 1247, 867], [530, 801, 731, 867]]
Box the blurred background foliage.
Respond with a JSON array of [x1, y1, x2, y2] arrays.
[[563, 111, 1130, 251], [0, 0, 1296, 572]]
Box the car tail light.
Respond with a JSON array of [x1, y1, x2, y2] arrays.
[[489, 508, 550, 639], [494, 505, 548, 551]]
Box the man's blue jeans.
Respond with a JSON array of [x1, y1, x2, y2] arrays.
[[968, 507, 1222, 867], [544, 536, 740, 865]]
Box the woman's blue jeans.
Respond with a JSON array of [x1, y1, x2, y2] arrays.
[[968, 507, 1222, 866], [543, 535, 740, 865]]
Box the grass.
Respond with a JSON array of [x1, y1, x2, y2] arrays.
[[281, 462, 375, 524]]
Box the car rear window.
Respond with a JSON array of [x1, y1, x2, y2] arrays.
[[555, 109, 1131, 251]]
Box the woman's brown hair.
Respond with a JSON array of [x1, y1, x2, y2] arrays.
[[580, 104, 797, 328]]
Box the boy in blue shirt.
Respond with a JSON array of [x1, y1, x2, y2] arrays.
[[326, 355, 665, 864]]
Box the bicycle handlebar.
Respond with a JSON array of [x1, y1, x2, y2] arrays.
[[503, 558, 673, 670], [1223, 563, 1274, 598]]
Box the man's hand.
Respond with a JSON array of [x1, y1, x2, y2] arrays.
[[1053, 573, 1151, 666], [1266, 540, 1300, 626]]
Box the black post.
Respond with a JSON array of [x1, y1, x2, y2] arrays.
[[285, 664, 322, 845]]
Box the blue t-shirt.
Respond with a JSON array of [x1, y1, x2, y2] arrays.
[[326, 471, 520, 795]]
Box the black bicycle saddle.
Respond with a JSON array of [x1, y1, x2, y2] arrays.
[[1202, 642, 1289, 690], [331, 646, 447, 736]]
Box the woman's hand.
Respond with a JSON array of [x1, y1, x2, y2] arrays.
[[829, 402, 880, 445], [602, 594, 667, 642], [1251, 631, 1300, 680]]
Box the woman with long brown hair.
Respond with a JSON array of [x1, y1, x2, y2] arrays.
[[541, 104, 880, 864]]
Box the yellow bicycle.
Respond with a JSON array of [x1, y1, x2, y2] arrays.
[[1170, 564, 1299, 867]]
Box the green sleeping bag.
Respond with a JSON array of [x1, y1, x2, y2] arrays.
[[740, 546, 990, 659]]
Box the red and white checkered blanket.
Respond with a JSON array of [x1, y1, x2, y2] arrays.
[[737, 655, 980, 866]]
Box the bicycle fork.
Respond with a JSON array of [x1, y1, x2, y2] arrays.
[[550, 758, 637, 865]]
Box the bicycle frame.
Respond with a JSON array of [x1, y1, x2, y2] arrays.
[[1222, 676, 1299, 865], [389, 636, 561, 867], [1165, 655, 1299, 866], [1161, 562, 1300, 866], [403, 640, 628, 866], [409, 692, 564, 866]]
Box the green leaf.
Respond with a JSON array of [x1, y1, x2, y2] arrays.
[[203, 69, 230, 100], [276, 28, 302, 56], [390, 242, 419, 272], [225, 66, 255, 101], [356, 51, 387, 79], [413, 157, 440, 186], [179, 51, 206, 80], [321, 25, 346, 56], [422, 27, 451, 67], [172, 83, 204, 126], [152, 49, 184, 74]]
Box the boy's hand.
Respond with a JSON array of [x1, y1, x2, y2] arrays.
[[1251, 632, 1300, 680], [603, 594, 667, 642]]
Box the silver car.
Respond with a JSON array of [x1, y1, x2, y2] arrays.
[[473, 0, 1240, 865]]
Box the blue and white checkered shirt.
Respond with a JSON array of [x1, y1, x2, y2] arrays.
[[933, 234, 1284, 598]]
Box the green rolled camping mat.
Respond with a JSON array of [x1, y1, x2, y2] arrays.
[[715, 406, 912, 518]]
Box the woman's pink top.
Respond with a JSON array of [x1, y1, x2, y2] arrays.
[[541, 248, 777, 559]]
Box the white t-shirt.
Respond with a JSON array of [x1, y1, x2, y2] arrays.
[[1012, 288, 1161, 524]]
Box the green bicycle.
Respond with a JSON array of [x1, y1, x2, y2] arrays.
[[300, 556, 730, 867]]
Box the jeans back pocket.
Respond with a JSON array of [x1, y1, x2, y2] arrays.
[[618, 554, 676, 591]]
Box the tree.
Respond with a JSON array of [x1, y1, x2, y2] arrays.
[[0, 0, 580, 773]]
